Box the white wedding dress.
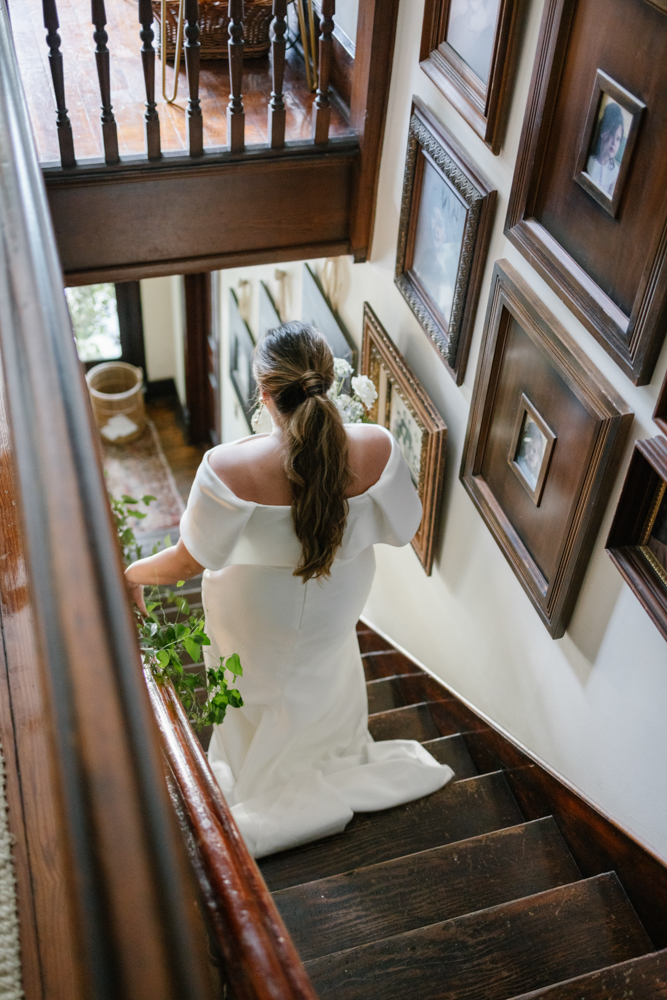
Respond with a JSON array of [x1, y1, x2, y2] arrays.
[[180, 427, 453, 858]]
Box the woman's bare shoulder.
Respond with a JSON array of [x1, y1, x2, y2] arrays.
[[346, 424, 392, 495], [207, 436, 290, 504]]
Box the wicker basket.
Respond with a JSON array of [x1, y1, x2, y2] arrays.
[[152, 0, 275, 60], [86, 362, 146, 445]]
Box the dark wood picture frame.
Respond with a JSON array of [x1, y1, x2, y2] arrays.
[[653, 368, 667, 436], [420, 0, 527, 154], [229, 288, 256, 432], [302, 264, 357, 373], [573, 70, 645, 219], [505, 0, 667, 386], [507, 393, 556, 507], [361, 303, 447, 575], [461, 259, 632, 638], [606, 435, 667, 643], [395, 98, 496, 385]]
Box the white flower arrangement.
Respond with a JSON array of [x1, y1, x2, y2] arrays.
[[329, 359, 378, 424]]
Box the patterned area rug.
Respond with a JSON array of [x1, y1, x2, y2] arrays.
[[102, 419, 185, 534]]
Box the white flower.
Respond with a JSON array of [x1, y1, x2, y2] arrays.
[[333, 357, 353, 379], [351, 375, 378, 409]]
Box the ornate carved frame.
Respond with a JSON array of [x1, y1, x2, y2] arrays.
[[395, 99, 496, 386], [606, 435, 667, 643], [420, 0, 527, 154], [654, 368, 667, 436], [461, 260, 632, 638], [505, 0, 667, 386], [361, 302, 447, 575]]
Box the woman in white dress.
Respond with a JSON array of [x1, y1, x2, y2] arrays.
[[125, 323, 453, 858]]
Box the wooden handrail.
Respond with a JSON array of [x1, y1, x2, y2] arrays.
[[146, 668, 320, 1000], [0, 3, 217, 995]]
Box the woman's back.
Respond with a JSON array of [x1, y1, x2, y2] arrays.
[[208, 423, 392, 507]]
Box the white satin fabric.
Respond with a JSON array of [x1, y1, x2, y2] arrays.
[[180, 427, 453, 858]]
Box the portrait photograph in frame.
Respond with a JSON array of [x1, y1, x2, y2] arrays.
[[420, 0, 527, 153], [302, 263, 357, 374], [461, 260, 632, 638], [606, 435, 667, 643], [361, 303, 447, 575], [229, 288, 256, 432], [505, 0, 667, 385], [573, 70, 645, 218], [395, 99, 496, 385]]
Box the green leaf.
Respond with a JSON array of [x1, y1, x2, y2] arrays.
[[132, 510, 148, 520], [164, 534, 172, 548], [142, 495, 157, 504], [177, 580, 185, 588], [228, 689, 243, 708], [122, 495, 139, 504], [157, 649, 170, 667], [226, 653, 243, 677], [184, 637, 201, 661]]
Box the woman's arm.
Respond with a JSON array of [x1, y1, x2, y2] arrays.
[[125, 538, 204, 614]]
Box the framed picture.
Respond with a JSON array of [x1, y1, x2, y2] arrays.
[[461, 260, 632, 638], [395, 99, 496, 385], [229, 288, 256, 432], [573, 71, 645, 218], [606, 436, 667, 643], [420, 0, 527, 153], [258, 281, 282, 342], [361, 303, 447, 575], [653, 368, 667, 436], [302, 264, 357, 372], [505, 0, 667, 385]]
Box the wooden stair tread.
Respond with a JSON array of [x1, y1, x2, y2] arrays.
[[258, 770, 523, 890], [508, 947, 667, 998], [304, 873, 653, 1000], [358, 631, 395, 655], [362, 649, 416, 679], [420, 735, 478, 778], [273, 817, 581, 961], [368, 701, 486, 742], [367, 674, 449, 713]]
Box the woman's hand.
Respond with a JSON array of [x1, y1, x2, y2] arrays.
[[125, 571, 147, 616]]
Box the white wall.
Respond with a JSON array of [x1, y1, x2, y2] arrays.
[[139, 275, 185, 405]]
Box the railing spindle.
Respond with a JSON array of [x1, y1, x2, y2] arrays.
[[90, 0, 119, 163], [42, 0, 76, 168], [227, 0, 245, 153], [312, 0, 334, 144], [184, 0, 203, 156], [268, 0, 287, 148], [138, 0, 161, 159]]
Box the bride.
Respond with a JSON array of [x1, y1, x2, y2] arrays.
[[125, 322, 453, 858]]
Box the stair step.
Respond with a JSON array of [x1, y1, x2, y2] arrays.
[[368, 701, 485, 742], [508, 948, 667, 998], [361, 649, 415, 679], [258, 770, 523, 891], [420, 735, 478, 778], [357, 630, 394, 655], [274, 817, 580, 961], [367, 674, 448, 713], [304, 873, 653, 1000]]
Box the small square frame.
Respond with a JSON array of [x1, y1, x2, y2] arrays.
[[573, 70, 645, 219], [396, 98, 496, 385], [507, 394, 557, 506], [606, 435, 667, 643], [361, 303, 447, 575]]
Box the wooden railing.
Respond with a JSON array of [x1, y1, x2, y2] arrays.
[[38, 0, 337, 168], [0, 2, 316, 995]]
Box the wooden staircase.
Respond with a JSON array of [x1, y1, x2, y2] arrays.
[[166, 572, 667, 999]]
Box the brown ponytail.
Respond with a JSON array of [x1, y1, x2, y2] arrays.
[[253, 322, 352, 581]]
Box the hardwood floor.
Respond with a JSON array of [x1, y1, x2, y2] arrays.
[[12, 0, 353, 163], [146, 395, 207, 505]]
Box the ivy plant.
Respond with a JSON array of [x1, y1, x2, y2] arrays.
[[112, 493, 243, 731]]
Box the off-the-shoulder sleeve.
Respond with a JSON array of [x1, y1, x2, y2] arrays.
[[340, 430, 423, 558], [180, 451, 254, 570]]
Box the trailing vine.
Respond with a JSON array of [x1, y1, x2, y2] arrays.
[[111, 493, 243, 731]]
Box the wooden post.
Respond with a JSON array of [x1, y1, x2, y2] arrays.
[[227, 0, 245, 153], [268, 0, 287, 148], [138, 0, 161, 159], [267, 0, 287, 148], [184, 0, 203, 156], [183, 273, 213, 444], [311, 0, 334, 144], [42, 0, 76, 168], [90, 0, 119, 164]]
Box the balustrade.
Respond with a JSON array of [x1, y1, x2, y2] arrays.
[[312, 0, 335, 144], [42, 0, 76, 168], [227, 0, 246, 153], [184, 0, 204, 156], [91, 0, 120, 163], [268, 0, 287, 148], [138, 0, 161, 159]]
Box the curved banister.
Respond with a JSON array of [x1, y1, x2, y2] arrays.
[[145, 668, 320, 1000], [0, 3, 217, 996]]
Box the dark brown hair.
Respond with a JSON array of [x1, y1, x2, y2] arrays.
[[253, 322, 352, 581]]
